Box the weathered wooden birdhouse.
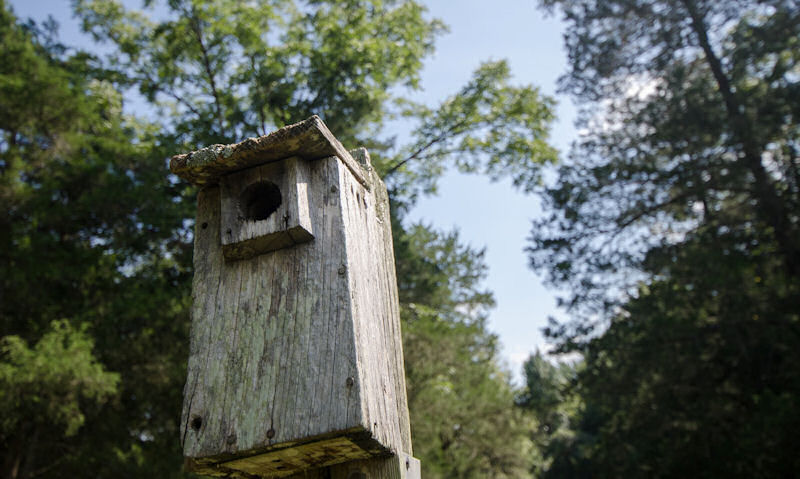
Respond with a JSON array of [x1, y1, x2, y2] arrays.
[[170, 116, 417, 478]]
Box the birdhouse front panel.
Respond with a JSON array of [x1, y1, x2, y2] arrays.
[[219, 157, 313, 261]]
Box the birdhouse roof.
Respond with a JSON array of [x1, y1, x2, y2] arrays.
[[169, 116, 365, 186]]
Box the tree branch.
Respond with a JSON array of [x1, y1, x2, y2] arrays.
[[680, 0, 799, 275], [186, 8, 225, 136], [384, 118, 472, 177]]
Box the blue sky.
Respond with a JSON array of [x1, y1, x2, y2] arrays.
[[403, 1, 576, 379], [11, 0, 576, 381]]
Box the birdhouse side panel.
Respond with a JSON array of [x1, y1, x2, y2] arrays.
[[339, 166, 413, 456], [181, 156, 365, 463]]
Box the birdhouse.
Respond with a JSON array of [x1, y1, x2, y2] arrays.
[[170, 116, 417, 478]]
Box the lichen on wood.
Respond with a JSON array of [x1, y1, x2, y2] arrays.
[[169, 116, 365, 186]]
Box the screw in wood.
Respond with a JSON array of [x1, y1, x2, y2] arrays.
[[267, 428, 276, 439], [338, 265, 346, 276], [346, 376, 355, 387]]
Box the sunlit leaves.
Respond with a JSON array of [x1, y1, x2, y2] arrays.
[[0, 320, 119, 438], [73, 0, 443, 145], [382, 60, 557, 206]]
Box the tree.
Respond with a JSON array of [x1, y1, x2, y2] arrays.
[[74, 0, 445, 148], [1, 321, 119, 479], [397, 224, 535, 478], [527, 0, 800, 476], [517, 352, 599, 479], [572, 237, 800, 477], [3, 0, 559, 477], [529, 0, 800, 342], [1, 2, 192, 476], [73, 0, 557, 201]]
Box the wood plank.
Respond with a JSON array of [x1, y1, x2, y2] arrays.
[[338, 156, 413, 455], [220, 158, 314, 261], [182, 157, 381, 476], [170, 115, 365, 186], [180, 130, 415, 477]]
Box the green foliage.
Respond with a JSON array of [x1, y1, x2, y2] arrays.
[[73, 0, 556, 207], [73, 0, 444, 145], [528, 0, 800, 476], [529, 0, 800, 340], [382, 60, 557, 205], [517, 353, 593, 478], [0, 320, 119, 438], [397, 225, 534, 478], [1, 2, 192, 476], [573, 238, 800, 477], [394, 222, 495, 318], [2, 0, 560, 477]]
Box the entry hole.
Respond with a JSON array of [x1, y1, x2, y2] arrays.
[[201, 222, 208, 229], [191, 416, 202, 431], [240, 181, 282, 221]]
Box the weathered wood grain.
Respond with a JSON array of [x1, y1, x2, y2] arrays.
[[219, 157, 314, 261], [170, 115, 365, 186], [181, 151, 412, 477], [283, 453, 420, 479], [338, 149, 412, 456]]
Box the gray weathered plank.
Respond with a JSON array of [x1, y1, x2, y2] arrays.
[[170, 115, 365, 186], [178, 121, 414, 478]]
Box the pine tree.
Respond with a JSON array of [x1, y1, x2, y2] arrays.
[[528, 1, 800, 475]]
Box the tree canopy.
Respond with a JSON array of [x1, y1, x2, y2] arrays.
[[530, 0, 799, 332], [1, 1, 558, 477], [527, 0, 800, 476]]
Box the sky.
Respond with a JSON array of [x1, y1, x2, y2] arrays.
[[10, 0, 576, 382], [401, 1, 576, 379]]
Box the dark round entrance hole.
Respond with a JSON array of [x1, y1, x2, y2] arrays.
[[191, 416, 203, 431], [240, 181, 281, 221]]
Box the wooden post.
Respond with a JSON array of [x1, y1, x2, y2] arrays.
[[170, 116, 418, 478]]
